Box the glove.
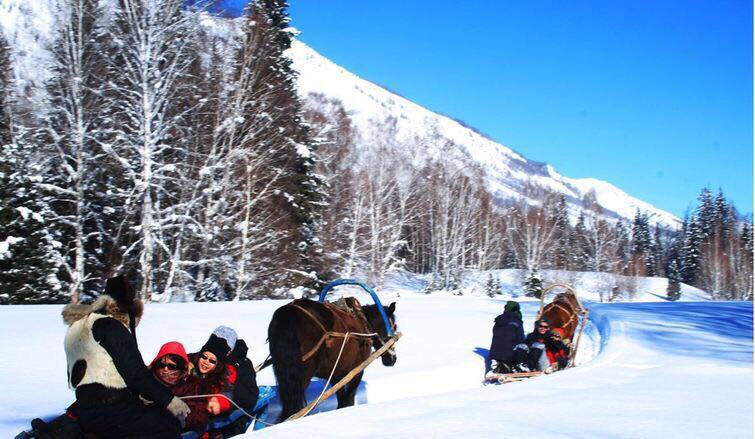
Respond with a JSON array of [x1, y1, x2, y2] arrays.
[[167, 396, 191, 426]]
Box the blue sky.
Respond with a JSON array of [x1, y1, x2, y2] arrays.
[[211, 0, 753, 218]]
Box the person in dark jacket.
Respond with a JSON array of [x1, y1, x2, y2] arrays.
[[148, 341, 209, 434], [189, 327, 240, 417], [226, 339, 259, 411], [214, 338, 261, 437], [512, 317, 552, 372], [487, 301, 525, 375], [62, 276, 190, 438]]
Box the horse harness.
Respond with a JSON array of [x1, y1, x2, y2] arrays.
[[289, 303, 379, 362], [544, 301, 578, 332]]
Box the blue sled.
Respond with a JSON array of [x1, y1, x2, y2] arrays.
[[181, 386, 277, 438]]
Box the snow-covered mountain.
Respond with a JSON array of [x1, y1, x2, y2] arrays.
[[288, 41, 682, 229], [0, 1, 682, 229]]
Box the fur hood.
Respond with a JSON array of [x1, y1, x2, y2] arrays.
[[62, 295, 144, 328]]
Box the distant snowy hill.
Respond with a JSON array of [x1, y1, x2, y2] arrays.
[[0, 2, 681, 229], [288, 41, 682, 229]]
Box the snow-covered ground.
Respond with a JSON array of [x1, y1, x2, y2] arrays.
[[0, 280, 750, 438]]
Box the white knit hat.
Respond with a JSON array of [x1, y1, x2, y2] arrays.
[[212, 326, 238, 351]]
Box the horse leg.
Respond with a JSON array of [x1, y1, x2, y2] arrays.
[[269, 305, 308, 422], [336, 372, 363, 409]]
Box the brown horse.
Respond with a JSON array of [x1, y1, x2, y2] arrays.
[[540, 292, 580, 340], [268, 297, 397, 422]]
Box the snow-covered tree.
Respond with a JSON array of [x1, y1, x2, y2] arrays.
[[42, 0, 111, 302], [630, 209, 653, 277], [614, 220, 631, 275], [681, 215, 702, 285], [666, 258, 682, 301], [506, 186, 562, 273], [582, 204, 620, 273], [523, 268, 543, 298], [102, 0, 198, 301], [484, 272, 501, 297], [1, 41, 66, 303], [570, 212, 589, 271]]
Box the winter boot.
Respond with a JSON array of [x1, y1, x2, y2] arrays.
[[514, 362, 530, 373]]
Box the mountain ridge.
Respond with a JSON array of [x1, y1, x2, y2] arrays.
[[288, 40, 682, 230]]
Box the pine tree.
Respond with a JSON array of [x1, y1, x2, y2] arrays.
[[484, 272, 501, 297], [523, 268, 543, 298], [666, 258, 682, 301], [571, 212, 589, 271], [681, 215, 702, 285], [0, 34, 10, 146], [0, 40, 66, 303], [630, 210, 652, 276], [250, 0, 327, 294], [697, 188, 715, 239], [423, 272, 442, 294]]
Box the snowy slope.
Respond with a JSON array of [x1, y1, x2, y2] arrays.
[[408, 268, 712, 302], [1, 279, 749, 438], [288, 41, 682, 229]]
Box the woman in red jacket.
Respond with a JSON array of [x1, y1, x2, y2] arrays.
[[149, 341, 209, 434]]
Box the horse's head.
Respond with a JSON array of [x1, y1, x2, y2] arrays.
[[363, 302, 398, 367]]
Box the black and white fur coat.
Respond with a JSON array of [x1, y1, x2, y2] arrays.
[[62, 296, 173, 408]]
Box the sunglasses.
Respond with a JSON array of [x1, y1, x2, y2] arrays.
[[538, 325, 550, 329], [200, 354, 218, 365], [157, 362, 182, 371]]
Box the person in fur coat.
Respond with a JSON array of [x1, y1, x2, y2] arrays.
[[62, 275, 190, 438]]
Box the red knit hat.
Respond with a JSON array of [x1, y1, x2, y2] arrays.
[[149, 341, 190, 369]]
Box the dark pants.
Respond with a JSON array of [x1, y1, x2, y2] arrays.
[[78, 400, 180, 439], [513, 343, 548, 371]]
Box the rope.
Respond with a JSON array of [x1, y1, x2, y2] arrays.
[[295, 332, 351, 419], [179, 393, 276, 427]]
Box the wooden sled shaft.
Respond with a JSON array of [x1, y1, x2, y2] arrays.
[[286, 332, 402, 422]]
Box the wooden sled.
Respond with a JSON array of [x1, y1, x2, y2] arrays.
[[485, 371, 544, 384]]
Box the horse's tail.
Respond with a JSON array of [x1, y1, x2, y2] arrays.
[[268, 304, 306, 422]]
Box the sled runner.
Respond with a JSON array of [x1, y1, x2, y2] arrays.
[[485, 371, 544, 384]]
